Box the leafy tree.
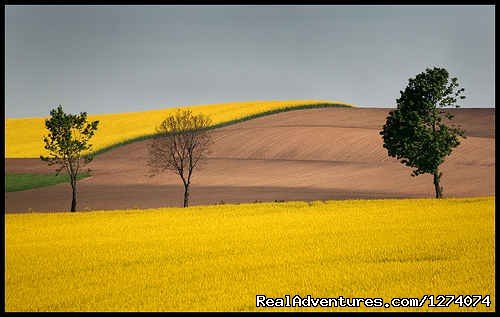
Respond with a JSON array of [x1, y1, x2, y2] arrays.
[[40, 105, 99, 211], [148, 109, 212, 207], [380, 67, 466, 198]]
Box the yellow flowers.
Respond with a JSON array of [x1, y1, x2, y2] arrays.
[[5, 100, 352, 158], [5, 197, 494, 311]]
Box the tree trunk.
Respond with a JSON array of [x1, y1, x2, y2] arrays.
[[183, 184, 190, 208], [433, 170, 443, 199], [71, 178, 77, 212]]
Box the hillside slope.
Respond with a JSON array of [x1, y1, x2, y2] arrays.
[[5, 107, 495, 212], [5, 100, 351, 158]]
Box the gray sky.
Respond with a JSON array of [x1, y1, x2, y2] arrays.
[[5, 5, 495, 118]]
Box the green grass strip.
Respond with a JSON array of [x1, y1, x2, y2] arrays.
[[5, 172, 91, 192]]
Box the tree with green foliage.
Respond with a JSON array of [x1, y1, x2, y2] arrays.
[[380, 67, 466, 198], [40, 105, 99, 211], [148, 109, 212, 207]]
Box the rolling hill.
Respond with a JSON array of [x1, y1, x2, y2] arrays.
[[5, 107, 494, 212]]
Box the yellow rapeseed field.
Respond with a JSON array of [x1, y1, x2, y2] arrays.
[[5, 100, 352, 158], [5, 197, 494, 312]]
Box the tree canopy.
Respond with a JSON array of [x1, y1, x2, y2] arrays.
[[380, 67, 466, 198], [40, 105, 99, 211]]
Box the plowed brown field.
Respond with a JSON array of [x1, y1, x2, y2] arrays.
[[5, 107, 494, 212]]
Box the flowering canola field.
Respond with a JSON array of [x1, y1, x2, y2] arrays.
[[5, 197, 494, 312], [5, 100, 351, 158]]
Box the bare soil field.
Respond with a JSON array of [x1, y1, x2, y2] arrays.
[[5, 107, 495, 213]]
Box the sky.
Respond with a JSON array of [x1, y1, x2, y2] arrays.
[[5, 5, 495, 118]]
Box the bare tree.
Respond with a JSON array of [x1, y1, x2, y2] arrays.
[[148, 109, 212, 207]]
